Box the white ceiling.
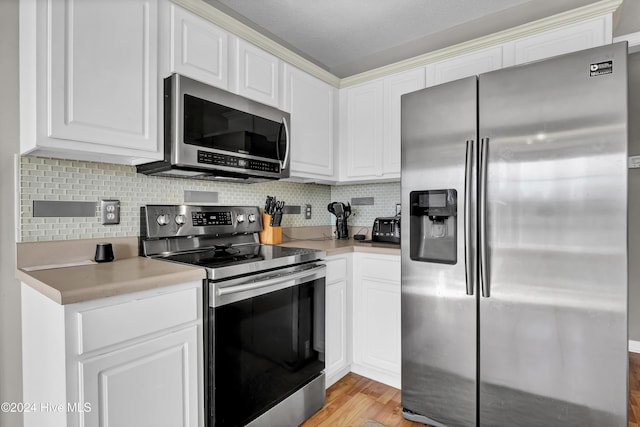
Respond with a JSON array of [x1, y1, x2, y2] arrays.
[[202, 0, 602, 78]]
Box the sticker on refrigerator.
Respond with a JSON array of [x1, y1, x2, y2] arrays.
[[590, 61, 613, 76]]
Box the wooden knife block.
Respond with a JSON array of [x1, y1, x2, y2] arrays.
[[259, 213, 282, 244]]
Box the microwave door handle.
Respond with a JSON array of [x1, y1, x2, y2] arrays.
[[279, 117, 290, 170]]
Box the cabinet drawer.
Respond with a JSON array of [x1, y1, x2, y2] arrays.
[[76, 287, 199, 355], [324, 257, 347, 284], [360, 255, 400, 283]]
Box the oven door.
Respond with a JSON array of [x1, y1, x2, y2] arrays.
[[210, 263, 326, 427]]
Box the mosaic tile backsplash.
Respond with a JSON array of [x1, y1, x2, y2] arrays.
[[330, 183, 401, 228], [19, 156, 401, 242]]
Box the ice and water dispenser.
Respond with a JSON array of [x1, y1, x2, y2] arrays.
[[409, 189, 457, 264]]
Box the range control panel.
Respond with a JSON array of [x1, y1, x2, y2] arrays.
[[143, 205, 261, 239]]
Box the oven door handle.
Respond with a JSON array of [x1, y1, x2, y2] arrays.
[[216, 265, 325, 297]]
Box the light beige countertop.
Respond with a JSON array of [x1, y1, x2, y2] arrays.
[[16, 237, 205, 305], [16, 236, 398, 305], [280, 238, 400, 257]]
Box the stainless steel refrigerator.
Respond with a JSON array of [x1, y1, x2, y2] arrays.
[[400, 42, 628, 427]]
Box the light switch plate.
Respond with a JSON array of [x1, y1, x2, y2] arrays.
[[101, 200, 120, 225]]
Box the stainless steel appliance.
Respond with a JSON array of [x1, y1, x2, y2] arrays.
[[327, 202, 351, 240], [140, 205, 326, 427], [401, 43, 628, 426], [372, 216, 401, 244], [137, 74, 290, 182]]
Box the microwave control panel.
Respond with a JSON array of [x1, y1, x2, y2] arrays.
[[198, 151, 280, 173]]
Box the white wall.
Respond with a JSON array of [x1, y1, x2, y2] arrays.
[[0, 0, 23, 426], [613, 0, 640, 37]]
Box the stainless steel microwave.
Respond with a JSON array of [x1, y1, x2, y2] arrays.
[[137, 74, 290, 182]]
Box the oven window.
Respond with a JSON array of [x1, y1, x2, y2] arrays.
[[183, 94, 281, 160], [214, 278, 325, 427]]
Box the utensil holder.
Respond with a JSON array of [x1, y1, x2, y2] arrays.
[[259, 213, 282, 244]]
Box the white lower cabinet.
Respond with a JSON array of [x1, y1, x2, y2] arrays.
[[21, 281, 203, 427], [351, 253, 401, 389], [323, 254, 352, 387], [80, 326, 199, 427]]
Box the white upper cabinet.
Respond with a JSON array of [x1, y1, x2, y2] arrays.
[[231, 38, 281, 108], [342, 79, 385, 179], [382, 68, 426, 176], [509, 16, 612, 65], [161, 1, 229, 89], [284, 64, 336, 180], [429, 46, 505, 86], [20, 0, 161, 165], [341, 68, 424, 181], [19, 0, 613, 176]]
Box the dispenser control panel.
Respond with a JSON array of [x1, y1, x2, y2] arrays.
[[409, 189, 457, 264]]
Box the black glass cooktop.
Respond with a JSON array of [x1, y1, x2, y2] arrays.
[[159, 243, 324, 280], [164, 244, 263, 268]]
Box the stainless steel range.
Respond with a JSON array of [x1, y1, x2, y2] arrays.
[[140, 205, 327, 427]]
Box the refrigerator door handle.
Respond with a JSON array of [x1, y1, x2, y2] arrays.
[[479, 137, 490, 298], [464, 140, 475, 296]]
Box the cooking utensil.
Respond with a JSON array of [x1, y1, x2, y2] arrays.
[[269, 200, 285, 226]]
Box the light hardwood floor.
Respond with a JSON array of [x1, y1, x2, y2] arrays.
[[302, 352, 640, 427]]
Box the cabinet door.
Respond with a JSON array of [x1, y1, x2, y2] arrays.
[[325, 279, 348, 385], [359, 277, 401, 374], [233, 39, 280, 107], [49, 0, 158, 154], [167, 3, 228, 89], [323, 255, 350, 387], [431, 46, 504, 85], [284, 65, 336, 179], [352, 254, 401, 388], [345, 80, 384, 178], [511, 16, 611, 65], [383, 68, 426, 176], [79, 326, 200, 427]]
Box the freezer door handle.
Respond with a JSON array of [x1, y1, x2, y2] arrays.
[[464, 139, 475, 296], [479, 137, 490, 297]]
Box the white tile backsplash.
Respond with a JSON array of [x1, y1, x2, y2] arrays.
[[330, 182, 401, 227], [19, 156, 402, 241]]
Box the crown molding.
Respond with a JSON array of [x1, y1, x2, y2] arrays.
[[614, 30, 640, 52], [340, 0, 622, 87], [171, 0, 622, 89]]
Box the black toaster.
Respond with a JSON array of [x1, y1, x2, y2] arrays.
[[372, 217, 400, 244]]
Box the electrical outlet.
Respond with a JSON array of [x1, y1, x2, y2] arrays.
[[101, 200, 120, 225], [305, 204, 312, 219]]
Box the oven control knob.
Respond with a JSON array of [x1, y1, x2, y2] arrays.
[[156, 214, 171, 226], [248, 213, 256, 223], [236, 214, 245, 224], [175, 214, 186, 226]]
